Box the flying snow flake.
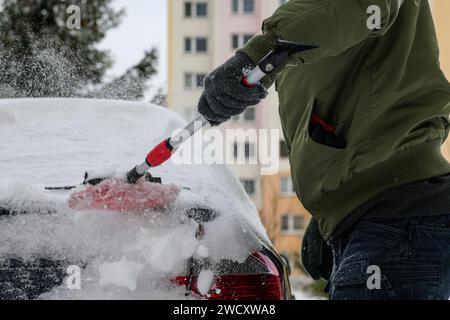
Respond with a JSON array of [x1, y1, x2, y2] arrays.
[[99, 257, 144, 291], [196, 244, 210, 258]]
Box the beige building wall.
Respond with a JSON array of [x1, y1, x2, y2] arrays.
[[433, 0, 450, 77], [167, 0, 214, 118], [261, 173, 311, 262], [433, 0, 450, 160], [168, 0, 286, 209]]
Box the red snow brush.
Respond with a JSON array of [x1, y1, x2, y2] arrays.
[[68, 178, 180, 212], [62, 40, 319, 212]]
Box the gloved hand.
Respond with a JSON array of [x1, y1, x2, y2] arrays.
[[198, 53, 268, 126], [301, 217, 333, 281]]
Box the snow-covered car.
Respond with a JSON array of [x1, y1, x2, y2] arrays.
[[0, 98, 292, 300]]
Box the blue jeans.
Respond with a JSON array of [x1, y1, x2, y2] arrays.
[[329, 214, 450, 300]]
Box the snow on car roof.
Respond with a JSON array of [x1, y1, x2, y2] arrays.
[[0, 98, 268, 299]]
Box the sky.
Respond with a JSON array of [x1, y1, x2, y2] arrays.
[[99, 0, 168, 98]]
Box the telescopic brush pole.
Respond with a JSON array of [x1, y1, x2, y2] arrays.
[[126, 40, 319, 184]]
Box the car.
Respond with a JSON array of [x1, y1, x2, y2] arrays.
[[0, 98, 292, 300]]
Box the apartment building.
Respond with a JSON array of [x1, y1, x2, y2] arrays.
[[167, 0, 310, 263], [168, 0, 450, 262], [167, 0, 289, 208]]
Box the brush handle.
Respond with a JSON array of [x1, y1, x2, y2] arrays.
[[169, 115, 210, 150], [127, 40, 320, 183], [127, 65, 265, 184]]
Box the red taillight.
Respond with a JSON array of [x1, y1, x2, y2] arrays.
[[173, 252, 284, 300]]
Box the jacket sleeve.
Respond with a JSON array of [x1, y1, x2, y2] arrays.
[[239, 0, 405, 65]]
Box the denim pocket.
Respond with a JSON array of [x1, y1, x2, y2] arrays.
[[417, 224, 450, 235], [350, 220, 408, 254], [416, 214, 450, 234], [331, 261, 369, 300], [331, 260, 396, 300], [331, 259, 441, 300], [368, 259, 440, 300]]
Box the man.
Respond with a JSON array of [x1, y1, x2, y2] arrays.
[[198, 0, 450, 300]]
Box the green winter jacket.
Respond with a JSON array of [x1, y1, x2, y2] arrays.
[[239, 0, 450, 239]]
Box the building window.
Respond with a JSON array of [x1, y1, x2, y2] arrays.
[[244, 142, 255, 159], [185, 2, 192, 17], [293, 216, 304, 230], [232, 108, 256, 122], [243, 108, 256, 121], [196, 73, 206, 88], [232, 0, 255, 14], [184, 73, 193, 89], [232, 0, 239, 13], [185, 73, 205, 89], [243, 0, 255, 13], [184, 37, 208, 53], [184, 38, 192, 52], [196, 38, 208, 52], [281, 216, 290, 232], [280, 176, 295, 196], [232, 34, 240, 49], [281, 215, 305, 234], [233, 141, 256, 160], [280, 140, 289, 158], [241, 179, 256, 196], [196, 3, 208, 16], [185, 2, 208, 17], [231, 34, 255, 49]]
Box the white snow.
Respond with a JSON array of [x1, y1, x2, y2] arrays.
[[0, 98, 268, 299], [197, 270, 214, 296], [99, 257, 144, 291], [293, 291, 326, 300], [84, 165, 118, 182], [0, 107, 16, 124], [196, 244, 210, 258], [140, 225, 200, 272]]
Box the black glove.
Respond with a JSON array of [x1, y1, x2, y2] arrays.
[[301, 218, 333, 281], [198, 53, 268, 126]]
